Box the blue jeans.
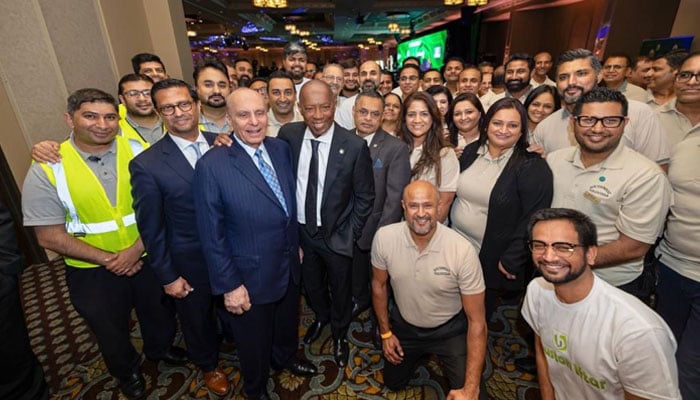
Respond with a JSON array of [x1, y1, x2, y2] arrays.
[[656, 261, 700, 399]]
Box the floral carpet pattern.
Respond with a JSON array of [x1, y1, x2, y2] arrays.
[[20, 260, 540, 399]]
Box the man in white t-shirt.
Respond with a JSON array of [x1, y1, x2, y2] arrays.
[[522, 207, 680, 400]]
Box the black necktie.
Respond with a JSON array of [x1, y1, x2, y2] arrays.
[[305, 139, 320, 235]]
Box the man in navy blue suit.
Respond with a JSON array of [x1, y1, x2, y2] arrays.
[[129, 79, 229, 396], [194, 88, 316, 400]]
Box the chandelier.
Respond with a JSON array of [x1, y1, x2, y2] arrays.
[[467, 0, 488, 5], [444, 0, 462, 4], [253, 0, 288, 8]]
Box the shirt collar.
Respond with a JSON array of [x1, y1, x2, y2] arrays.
[[570, 141, 626, 170], [69, 133, 116, 159], [168, 131, 207, 152], [233, 134, 267, 158], [304, 123, 335, 144]]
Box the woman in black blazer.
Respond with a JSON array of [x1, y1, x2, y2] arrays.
[[450, 97, 553, 320]]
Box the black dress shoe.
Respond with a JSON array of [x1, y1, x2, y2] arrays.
[[119, 373, 145, 399], [333, 337, 349, 367], [303, 319, 328, 344], [351, 301, 370, 319], [281, 357, 317, 376], [156, 346, 188, 365]]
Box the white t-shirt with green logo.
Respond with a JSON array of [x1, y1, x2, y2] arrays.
[[522, 275, 681, 399]]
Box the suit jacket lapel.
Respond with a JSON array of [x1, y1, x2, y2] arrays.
[[266, 140, 294, 213], [322, 124, 348, 205], [161, 135, 195, 183], [229, 140, 286, 212], [369, 130, 387, 162]]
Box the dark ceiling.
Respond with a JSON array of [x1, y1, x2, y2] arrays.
[[182, 0, 464, 49]]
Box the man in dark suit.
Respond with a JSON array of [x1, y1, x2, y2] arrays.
[[0, 197, 48, 400], [278, 80, 375, 367], [350, 91, 410, 321], [129, 79, 229, 396], [194, 88, 316, 400]]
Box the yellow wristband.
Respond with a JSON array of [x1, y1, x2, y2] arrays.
[[380, 330, 393, 340]]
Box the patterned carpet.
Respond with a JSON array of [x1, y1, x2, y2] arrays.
[[20, 260, 540, 399]]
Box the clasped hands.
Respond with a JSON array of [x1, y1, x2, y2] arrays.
[[103, 245, 143, 276]]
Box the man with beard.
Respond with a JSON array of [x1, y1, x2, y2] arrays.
[[503, 53, 534, 102], [530, 52, 555, 88], [266, 71, 303, 137], [522, 207, 680, 400], [194, 60, 232, 134], [546, 88, 671, 302], [130, 79, 230, 396], [131, 53, 168, 83], [371, 181, 486, 399], [117, 74, 163, 145], [340, 59, 360, 98], [532, 49, 670, 169], [282, 41, 309, 96], [350, 91, 410, 325], [234, 58, 254, 86], [443, 57, 465, 97], [335, 60, 382, 130]]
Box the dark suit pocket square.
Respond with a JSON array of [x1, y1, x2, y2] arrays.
[[373, 158, 384, 169]]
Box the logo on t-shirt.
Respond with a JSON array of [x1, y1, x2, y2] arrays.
[[554, 331, 568, 351], [433, 266, 450, 276]]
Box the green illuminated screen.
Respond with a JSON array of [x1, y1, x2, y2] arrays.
[[397, 30, 448, 71]]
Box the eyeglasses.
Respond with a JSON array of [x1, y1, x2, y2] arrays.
[[400, 76, 419, 82], [528, 240, 584, 258], [158, 101, 194, 116], [123, 90, 151, 98], [574, 115, 625, 128], [324, 76, 343, 82], [676, 71, 700, 83], [356, 108, 382, 118]]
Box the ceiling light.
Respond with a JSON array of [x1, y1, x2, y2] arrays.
[[253, 0, 288, 8], [466, 0, 488, 5], [187, 30, 197, 37], [284, 24, 296, 31], [444, 0, 462, 5]]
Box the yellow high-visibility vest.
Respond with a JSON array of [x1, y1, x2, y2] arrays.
[[40, 136, 144, 268]]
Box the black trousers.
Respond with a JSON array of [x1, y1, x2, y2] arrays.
[[65, 259, 176, 381], [172, 267, 218, 372], [0, 273, 48, 400], [300, 226, 353, 339], [384, 309, 467, 391], [217, 276, 300, 398], [351, 243, 371, 306]]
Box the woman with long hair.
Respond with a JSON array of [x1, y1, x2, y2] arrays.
[[523, 85, 560, 139], [399, 92, 459, 222], [381, 92, 402, 136], [426, 85, 453, 139], [446, 93, 485, 158], [451, 97, 553, 319]]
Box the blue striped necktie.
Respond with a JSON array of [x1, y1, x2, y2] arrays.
[[254, 148, 288, 217]]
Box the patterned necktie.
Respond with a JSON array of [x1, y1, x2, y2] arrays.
[[254, 148, 288, 217], [305, 139, 320, 234]]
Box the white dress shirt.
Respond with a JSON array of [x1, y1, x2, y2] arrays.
[[296, 125, 334, 226]]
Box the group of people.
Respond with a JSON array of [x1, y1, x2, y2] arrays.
[[15, 38, 699, 400]]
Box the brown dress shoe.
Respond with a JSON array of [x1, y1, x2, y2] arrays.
[[203, 368, 230, 396]]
